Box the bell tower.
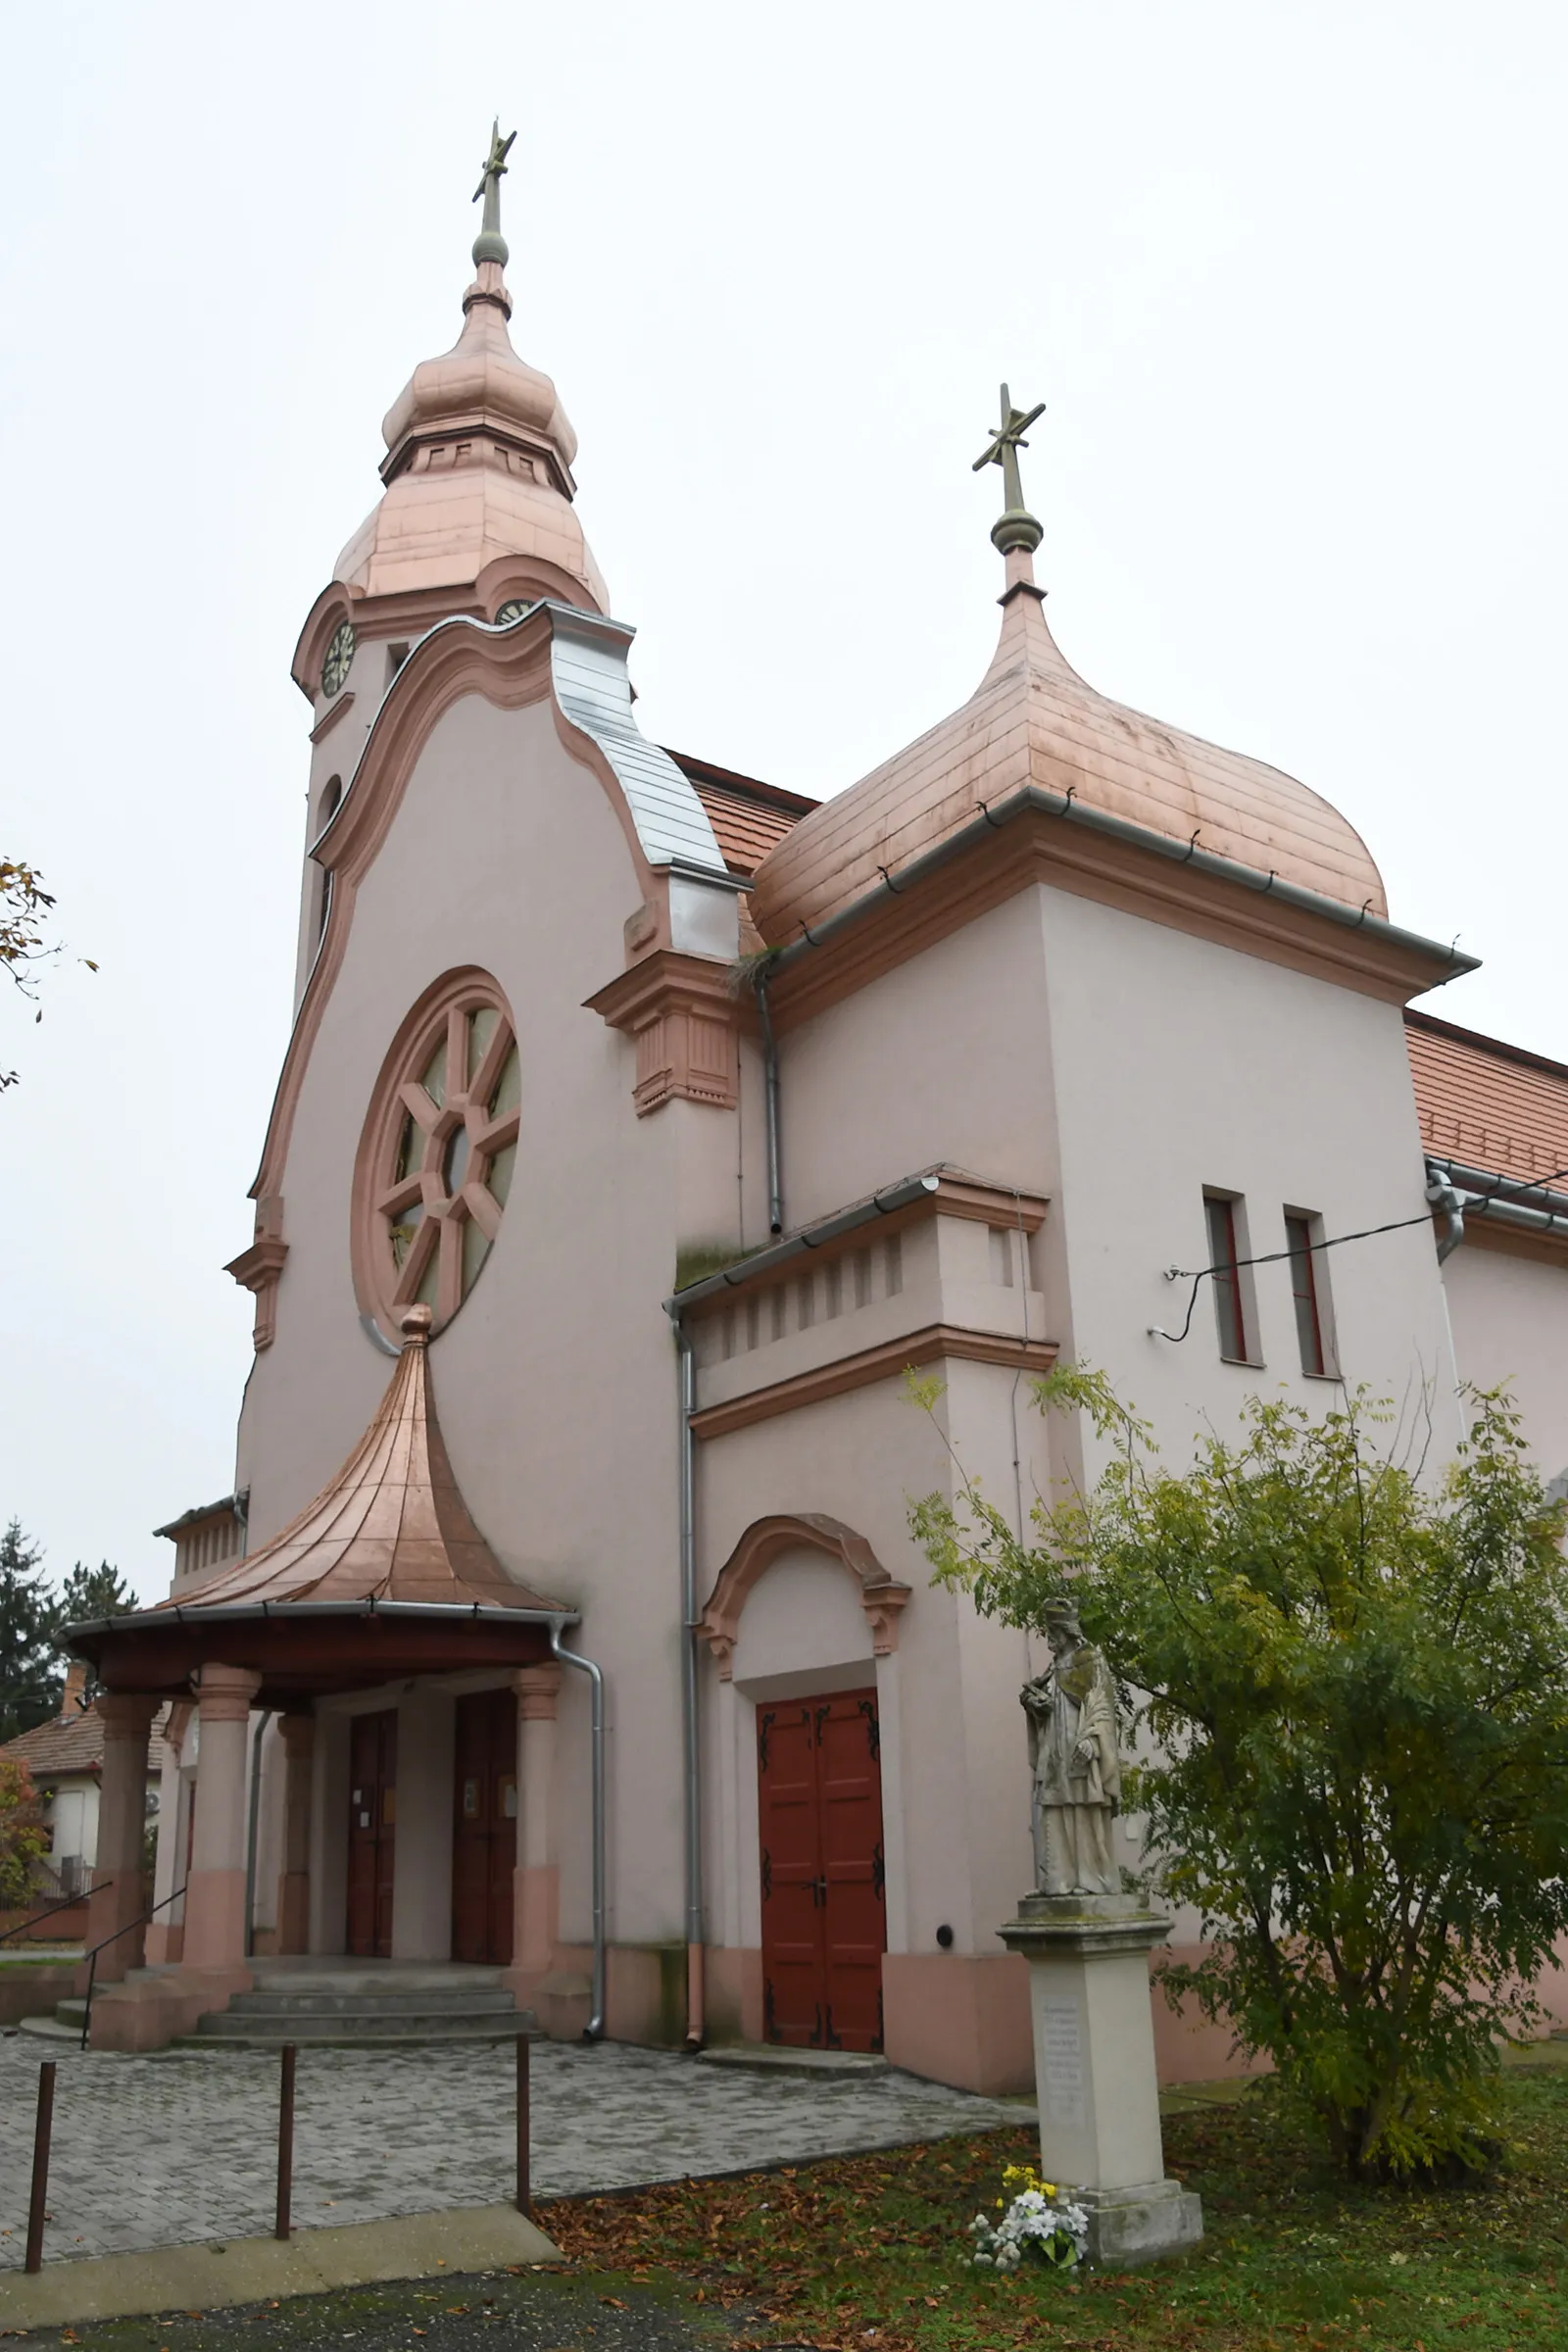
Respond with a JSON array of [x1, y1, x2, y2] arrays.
[[286, 123, 610, 1004]]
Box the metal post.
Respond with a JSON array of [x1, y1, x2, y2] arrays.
[[275, 2042, 296, 2239], [514, 2032, 530, 2216], [25, 2062, 56, 2273]]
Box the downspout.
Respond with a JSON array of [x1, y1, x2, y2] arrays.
[[753, 967, 784, 1236], [1425, 1163, 1472, 1263], [1425, 1161, 1474, 1447], [243, 1709, 273, 1961], [548, 1621, 606, 2040], [671, 1311, 705, 2048]]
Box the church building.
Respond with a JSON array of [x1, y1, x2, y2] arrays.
[[66, 138, 1568, 2085]]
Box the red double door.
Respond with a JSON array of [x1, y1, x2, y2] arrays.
[[451, 1689, 516, 1965], [757, 1687, 887, 2051], [345, 1694, 516, 1964], [347, 1710, 398, 1958]]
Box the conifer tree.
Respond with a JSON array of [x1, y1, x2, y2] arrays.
[[52, 1559, 138, 1697], [0, 1519, 61, 1738]]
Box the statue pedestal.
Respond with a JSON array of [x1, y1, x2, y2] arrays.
[[998, 1893, 1202, 2269]]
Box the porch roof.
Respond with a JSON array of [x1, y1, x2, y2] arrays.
[[66, 1306, 572, 1704]]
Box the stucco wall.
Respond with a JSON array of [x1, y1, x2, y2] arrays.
[[237, 690, 745, 1949], [1440, 1237, 1568, 1475]]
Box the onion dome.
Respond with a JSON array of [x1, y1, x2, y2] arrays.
[[333, 125, 608, 613], [751, 390, 1385, 943]]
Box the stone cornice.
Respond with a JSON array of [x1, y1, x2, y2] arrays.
[[690, 1321, 1059, 1440]]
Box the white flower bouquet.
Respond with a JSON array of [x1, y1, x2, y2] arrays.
[[968, 2162, 1090, 2273]]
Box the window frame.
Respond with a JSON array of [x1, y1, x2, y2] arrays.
[[1203, 1190, 1259, 1366], [1283, 1207, 1337, 1379]]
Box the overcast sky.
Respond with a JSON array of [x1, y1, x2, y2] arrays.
[[3, 2, 1565, 1601]]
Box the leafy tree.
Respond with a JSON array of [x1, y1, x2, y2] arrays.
[[52, 1559, 138, 1697], [0, 1520, 62, 1738], [1, 857, 95, 1091], [0, 1756, 49, 1907], [909, 1371, 1568, 2180]]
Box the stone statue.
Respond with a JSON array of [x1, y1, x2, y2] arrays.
[[1021, 1597, 1121, 1896]]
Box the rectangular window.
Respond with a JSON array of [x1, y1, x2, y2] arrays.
[[1284, 1211, 1330, 1377], [1204, 1194, 1250, 1363], [884, 1235, 904, 1298]]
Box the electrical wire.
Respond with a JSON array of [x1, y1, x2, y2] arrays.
[[1151, 1213, 1436, 1344], [1151, 1156, 1568, 1345]]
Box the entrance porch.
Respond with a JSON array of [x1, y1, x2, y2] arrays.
[[61, 1305, 586, 2051]]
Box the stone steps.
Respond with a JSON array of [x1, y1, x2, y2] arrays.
[[225, 1987, 519, 2017], [181, 2007, 538, 2046], [698, 2041, 889, 2079], [17, 1968, 537, 2050]]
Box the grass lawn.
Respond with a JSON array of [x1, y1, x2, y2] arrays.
[[540, 2054, 1568, 2351]]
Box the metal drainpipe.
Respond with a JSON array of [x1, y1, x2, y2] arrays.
[[1425, 1164, 1472, 1264], [548, 1622, 606, 2040], [243, 1709, 273, 1961], [753, 968, 784, 1236], [672, 1314, 705, 2048]]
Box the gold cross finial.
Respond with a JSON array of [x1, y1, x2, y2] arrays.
[[470, 120, 517, 270], [973, 383, 1046, 558], [473, 120, 516, 209]]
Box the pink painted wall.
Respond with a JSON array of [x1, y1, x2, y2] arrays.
[[238, 690, 748, 1956]]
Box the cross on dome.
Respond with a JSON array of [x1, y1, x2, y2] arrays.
[[471, 119, 516, 269], [973, 382, 1046, 561]]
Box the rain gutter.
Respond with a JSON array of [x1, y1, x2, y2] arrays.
[[548, 1621, 607, 2040], [61, 1599, 580, 1641], [763, 783, 1481, 988], [1424, 1156, 1568, 1248], [663, 1172, 942, 1316], [243, 1709, 273, 1959], [753, 968, 784, 1235], [671, 1317, 703, 2048]]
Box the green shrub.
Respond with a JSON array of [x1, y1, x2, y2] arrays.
[[910, 1374, 1568, 2179]]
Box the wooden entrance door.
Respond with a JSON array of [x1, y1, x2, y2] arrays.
[[346, 1709, 397, 1958], [452, 1689, 516, 1965], [758, 1687, 886, 2051]]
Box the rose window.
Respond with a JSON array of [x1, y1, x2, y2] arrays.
[[360, 979, 520, 1333]]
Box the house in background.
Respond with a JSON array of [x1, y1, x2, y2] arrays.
[[0, 1664, 169, 1915]]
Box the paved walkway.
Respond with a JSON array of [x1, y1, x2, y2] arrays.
[[0, 2034, 1021, 2270]]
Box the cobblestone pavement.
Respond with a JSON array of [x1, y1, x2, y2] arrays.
[[0, 2034, 1019, 2270]]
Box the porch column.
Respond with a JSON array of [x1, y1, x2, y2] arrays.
[[182, 1663, 263, 1979], [512, 1665, 561, 1981], [145, 1700, 192, 1965], [275, 1712, 315, 1955], [86, 1694, 159, 1983]]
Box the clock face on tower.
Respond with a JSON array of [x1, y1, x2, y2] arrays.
[[494, 599, 535, 627], [320, 619, 357, 698]]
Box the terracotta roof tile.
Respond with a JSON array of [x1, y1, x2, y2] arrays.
[[666, 751, 818, 880], [1, 1701, 172, 1782], [1406, 1011, 1568, 1184]]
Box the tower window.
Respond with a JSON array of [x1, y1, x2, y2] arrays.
[[1284, 1211, 1332, 1377], [316, 779, 342, 942], [387, 643, 410, 683], [1204, 1193, 1251, 1364]]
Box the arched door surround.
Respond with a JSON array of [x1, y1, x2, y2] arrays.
[[697, 1515, 911, 1682]]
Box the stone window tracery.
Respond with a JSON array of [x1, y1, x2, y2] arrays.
[[355, 972, 520, 1336]]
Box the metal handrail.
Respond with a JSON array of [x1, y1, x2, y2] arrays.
[[0, 1881, 108, 1947], [78, 1883, 185, 2049]]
